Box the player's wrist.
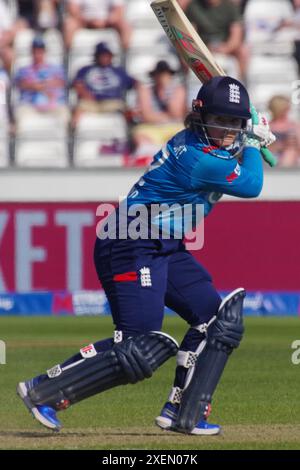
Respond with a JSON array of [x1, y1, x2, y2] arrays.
[[244, 135, 261, 150]]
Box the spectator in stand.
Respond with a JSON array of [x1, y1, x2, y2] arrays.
[[0, 65, 9, 165], [268, 95, 300, 167], [14, 37, 69, 127], [186, 0, 248, 81], [17, 0, 60, 30], [0, 0, 13, 72], [290, 0, 300, 77], [0, 66, 9, 130], [0, 0, 28, 72], [72, 42, 136, 126], [177, 0, 192, 9], [131, 60, 186, 162], [272, 0, 300, 77], [64, 0, 131, 49], [230, 0, 249, 14]]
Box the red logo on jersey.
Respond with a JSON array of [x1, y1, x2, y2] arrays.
[[226, 164, 241, 183], [226, 171, 239, 183]]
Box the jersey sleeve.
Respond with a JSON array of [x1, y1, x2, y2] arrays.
[[190, 146, 263, 198]]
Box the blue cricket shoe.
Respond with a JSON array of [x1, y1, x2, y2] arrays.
[[155, 402, 221, 435], [17, 376, 62, 432]]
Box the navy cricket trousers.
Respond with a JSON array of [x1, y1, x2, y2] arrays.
[[94, 237, 221, 335]]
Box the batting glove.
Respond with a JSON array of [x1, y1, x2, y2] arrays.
[[244, 110, 276, 150]]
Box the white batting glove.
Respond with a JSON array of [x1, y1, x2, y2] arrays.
[[245, 112, 276, 149]]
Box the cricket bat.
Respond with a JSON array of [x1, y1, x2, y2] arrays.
[[150, 0, 277, 167]]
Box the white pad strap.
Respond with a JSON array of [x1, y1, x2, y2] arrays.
[[192, 316, 216, 335], [168, 386, 183, 404], [183, 338, 207, 391], [177, 350, 198, 368], [114, 330, 123, 343]]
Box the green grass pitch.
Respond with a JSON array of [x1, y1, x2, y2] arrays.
[[0, 315, 300, 450]]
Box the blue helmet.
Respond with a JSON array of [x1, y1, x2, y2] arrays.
[[193, 76, 251, 125]]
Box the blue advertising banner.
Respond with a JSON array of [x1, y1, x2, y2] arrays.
[[0, 291, 299, 317], [0, 292, 53, 316]]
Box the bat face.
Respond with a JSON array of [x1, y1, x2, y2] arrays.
[[171, 27, 215, 82], [151, 0, 225, 83]]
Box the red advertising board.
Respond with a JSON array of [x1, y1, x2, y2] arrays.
[[0, 201, 299, 292]]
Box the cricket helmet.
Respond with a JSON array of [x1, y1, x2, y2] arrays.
[[193, 76, 251, 125]]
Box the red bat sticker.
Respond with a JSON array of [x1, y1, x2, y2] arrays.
[[189, 58, 213, 82], [172, 26, 197, 54]]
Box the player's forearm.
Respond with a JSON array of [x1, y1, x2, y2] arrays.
[[239, 147, 264, 197]]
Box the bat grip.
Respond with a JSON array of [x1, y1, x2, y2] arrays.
[[261, 147, 277, 167], [250, 104, 277, 167]]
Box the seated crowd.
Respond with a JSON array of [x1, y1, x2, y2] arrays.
[[0, 0, 299, 167]]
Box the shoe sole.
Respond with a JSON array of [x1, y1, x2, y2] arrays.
[[189, 426, 221, 436], [155, 415, 173, 430], [156, 415, 221, 435], [17, 382, 61, 432]]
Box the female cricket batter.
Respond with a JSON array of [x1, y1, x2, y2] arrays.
[[17, 76, 275, 435]]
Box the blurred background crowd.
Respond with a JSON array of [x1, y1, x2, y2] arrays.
[[0, 0, 300, 169]]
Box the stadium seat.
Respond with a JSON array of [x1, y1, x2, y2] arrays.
[[126, 0, 159, 28], [245, 0, 296, 55], [0, 131, 9, 167], [73, 113, 128, 167], [248, 82, 299, 117], [126, 51, 180, 82], [215, 54, 240, 79], [16, 114, 67, 138], [4, 0, 18, 21], [245, 0, 293, 21], [15, 114, 69, 168], [247, 55, 298, 87], [70, 28, 121, 57], [15, 140, 69, 168], [74, 141, 124, 167], [128, 27, 170, 53]]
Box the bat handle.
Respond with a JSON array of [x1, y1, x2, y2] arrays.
[[250, 104, 277, 167], [261, 147, 277, 167]]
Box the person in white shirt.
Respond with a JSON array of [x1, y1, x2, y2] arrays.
[[0, 0, 14, 71], [64, 0, 131, 49], [0, 0, 28, 71]]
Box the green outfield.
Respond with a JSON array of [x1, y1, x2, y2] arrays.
[[0, 315, 300, 450]]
